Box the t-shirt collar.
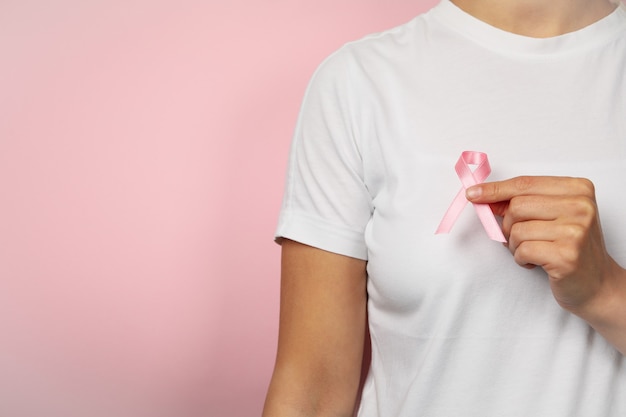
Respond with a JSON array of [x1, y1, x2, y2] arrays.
[[429, 0, 626, 56]]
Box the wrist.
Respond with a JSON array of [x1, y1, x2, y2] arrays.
[[571, 258, 626, 332]]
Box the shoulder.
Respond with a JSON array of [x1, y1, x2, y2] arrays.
[[312, 14, 430, 85]]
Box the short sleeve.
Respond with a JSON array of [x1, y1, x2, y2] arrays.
[[275, 48, 374, 260]]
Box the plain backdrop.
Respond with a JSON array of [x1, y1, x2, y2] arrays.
[[0, 0, 437, 415]]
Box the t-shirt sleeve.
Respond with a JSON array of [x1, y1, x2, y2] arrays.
[[275, 48, 374, 260]]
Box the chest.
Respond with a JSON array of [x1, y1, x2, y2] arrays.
[[360, 56, 626, 312]]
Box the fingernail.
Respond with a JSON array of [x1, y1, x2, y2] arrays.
[[466, 186, 482, 199]]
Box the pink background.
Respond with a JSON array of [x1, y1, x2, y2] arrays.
[[0, 1, 436, 415]]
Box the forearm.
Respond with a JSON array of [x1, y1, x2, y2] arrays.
[[263, 373, 358, 417], [262, 351, 363, 417], [262, 402, 353, 417], [572, 257, 626, 356], [262, 326, 365, 417]]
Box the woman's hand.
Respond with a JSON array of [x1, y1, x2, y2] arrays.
[[465, 176, 626, 354]]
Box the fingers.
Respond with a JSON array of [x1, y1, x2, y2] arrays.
[[512, 240, 555, 269], [500, 195, 595, 235], [501, 194, 598, 281], [500, 196, 558, 232], [466, 176, 595, 204], [494, 189, 599, 281], [512, 240, 588, 281], [506, 220, 553, 253], [506, 220, 587, 257]]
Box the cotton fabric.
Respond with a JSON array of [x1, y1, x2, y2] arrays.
[[276, 1, 626, 415]]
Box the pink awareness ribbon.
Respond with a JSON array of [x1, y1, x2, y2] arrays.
[[436, 151, 506, 242]]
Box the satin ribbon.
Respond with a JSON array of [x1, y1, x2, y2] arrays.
[[436, 151, 506, 242]]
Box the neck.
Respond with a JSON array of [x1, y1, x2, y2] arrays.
[[450, 0, 618, 37]]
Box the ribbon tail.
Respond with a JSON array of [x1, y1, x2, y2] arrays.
[[435, 188, 467, 234], [473, 203, 506, 242]]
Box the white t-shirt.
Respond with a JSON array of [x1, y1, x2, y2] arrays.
[[276, 1, 626, 415]]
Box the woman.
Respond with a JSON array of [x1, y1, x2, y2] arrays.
[[264, 0, 626, 415]]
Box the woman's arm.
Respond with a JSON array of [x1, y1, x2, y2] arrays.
[[263, 239, 368, 417]]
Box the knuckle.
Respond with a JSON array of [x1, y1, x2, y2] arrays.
[[549, 268, 566, 282], [575, 177, 595, 197], [507, 196, 526, 214], [509, 221, 522, 238], [571, 196, 597, 221], [488, 182, 500, 198], [514, 241, 531, 263], [514, 176, 534, 192], [507, 196, 533, 221], [507, 197, 520, 213], [563, 224, 586, 242]]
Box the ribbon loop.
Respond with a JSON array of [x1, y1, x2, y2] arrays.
[[435, 151, 506, 242]]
